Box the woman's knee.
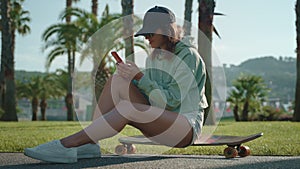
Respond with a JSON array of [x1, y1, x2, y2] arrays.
[[115, 100, 151, 123], [115, 100, 135, 119], [111, 74, 130, 85], [111, 74, 131, 91]]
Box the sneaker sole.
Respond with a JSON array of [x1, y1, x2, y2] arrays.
[[24, 148, 77, 163]]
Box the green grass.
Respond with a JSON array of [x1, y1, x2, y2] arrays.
[[0, 121, 299, 156]]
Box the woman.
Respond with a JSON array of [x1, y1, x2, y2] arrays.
[[24, 6, 208, 163]]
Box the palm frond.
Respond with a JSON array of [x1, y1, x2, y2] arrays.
[[42, 24, 64, 41], [213, 26, 221, 39], [45, 46, 67, 70], [213, 12, 225, 16]]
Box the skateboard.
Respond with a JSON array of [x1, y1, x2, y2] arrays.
[[115, 132, 263, 158]]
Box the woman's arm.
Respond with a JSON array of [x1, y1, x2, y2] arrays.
[[137, 52, 202, 111]]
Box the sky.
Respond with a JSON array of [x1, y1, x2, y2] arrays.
[[12, 0, 296, 72]]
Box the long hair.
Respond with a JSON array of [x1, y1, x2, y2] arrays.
[[150, 23, 182, 59]]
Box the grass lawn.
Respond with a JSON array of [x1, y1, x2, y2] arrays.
[[0, 120, 299, 156]]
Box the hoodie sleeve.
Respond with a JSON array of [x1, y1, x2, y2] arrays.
[[136, 51, 200, 111], [137, 68, 181, 110]]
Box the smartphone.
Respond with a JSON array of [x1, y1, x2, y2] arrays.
[[111, 51, 123, 64]]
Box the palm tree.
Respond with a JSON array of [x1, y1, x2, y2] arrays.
[[64, 0, 80, 121], [183, 0, 193, 36], [64, 5, 149, 120], [294, 0, 300, 122], [7, 0, 31, 120], [227, 88, 243, 121], [53, 69, 82, 120], [197, 0, 223, 125], [121, 0, 135, 61], [16, 73, 66, 121], [16, 76, 43, 121], [198, 0, 216, 125], [1, 0, 30, 121], [233, 74, 269, 121], [42, 0, 81, 122], [60, 5, 121, 100], [0, 0, 17, 121], [42, 22, 81, 121], [39, 74, 65, 120], [62, 5, 146, 94], [42, 6, 117, 121], [58, 5, 148, 119]]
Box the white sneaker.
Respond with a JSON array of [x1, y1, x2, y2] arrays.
[[77, 143, 101, 159], [24, 140, 77, 163]]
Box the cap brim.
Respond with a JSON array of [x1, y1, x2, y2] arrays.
[[134, 26, 158, 37], [134, 28, 146, 37]]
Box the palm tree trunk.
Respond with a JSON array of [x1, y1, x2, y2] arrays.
[[294, 0, 300, 122], [66, 50, 74, 121], [66, 0, 72, 23], [89, 0, 98, 120], [32, 97, 38, 121], [242, 101, 249, 121], [198, 0, 215, 125], [0, 57, 6, 111], [0, 0, 17, 121], [40, 99, 47, 121], [65, 93, 74, 121], [65, 0, 75, 121], [0, 40, 5, 111], [4, 30, 17, 121], [0, 82, 4, 111], [92, 0, 98, 16], [183, 0, 193, 36], [121, 0, 135, 61], [90, 0, 99, 111], [233, 105, 240, 121]]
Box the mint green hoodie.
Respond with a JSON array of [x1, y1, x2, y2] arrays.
[[136, 37, 208, 114]]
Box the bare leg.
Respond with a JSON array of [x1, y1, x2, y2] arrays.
[[84, 75, 149, 144], [61, 100, 194, 148], [92, 74, 149, 120]]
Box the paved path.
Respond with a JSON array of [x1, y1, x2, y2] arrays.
[[0, 153, 300, 169]]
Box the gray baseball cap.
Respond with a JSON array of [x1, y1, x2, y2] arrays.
[[134, 6, 176, 37]]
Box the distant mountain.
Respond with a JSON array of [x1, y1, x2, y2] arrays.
[[14, 56, 297, 103], [15, 70, 46, 82], [224, 56, 296, 103]]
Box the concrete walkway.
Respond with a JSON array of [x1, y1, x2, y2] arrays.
[[0, 153, 300, 169]]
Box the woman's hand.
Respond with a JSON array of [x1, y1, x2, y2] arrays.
[[117, 61, 144, 81]]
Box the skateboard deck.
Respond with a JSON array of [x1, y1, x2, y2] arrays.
[[115, 133, 263, 158]]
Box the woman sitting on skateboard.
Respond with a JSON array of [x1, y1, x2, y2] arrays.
[[24, 6, 208, 163]]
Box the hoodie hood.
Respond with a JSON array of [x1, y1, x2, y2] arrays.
[[174, 36, 198, 55]]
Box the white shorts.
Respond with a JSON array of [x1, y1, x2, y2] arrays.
[[182, 110, 204, 145]]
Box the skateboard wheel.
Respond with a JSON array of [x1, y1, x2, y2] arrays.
[[115, 145, 127, 155], [127, 144, 137, 154], [224, 147, 238, 158], [238, 146, 250, 157]]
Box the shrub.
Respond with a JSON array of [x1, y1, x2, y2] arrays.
[[255, 106, 283, 121]]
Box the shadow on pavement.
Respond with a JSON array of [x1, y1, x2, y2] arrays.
[[1, 154, 300, 169], [0, 155, 173, 169]]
